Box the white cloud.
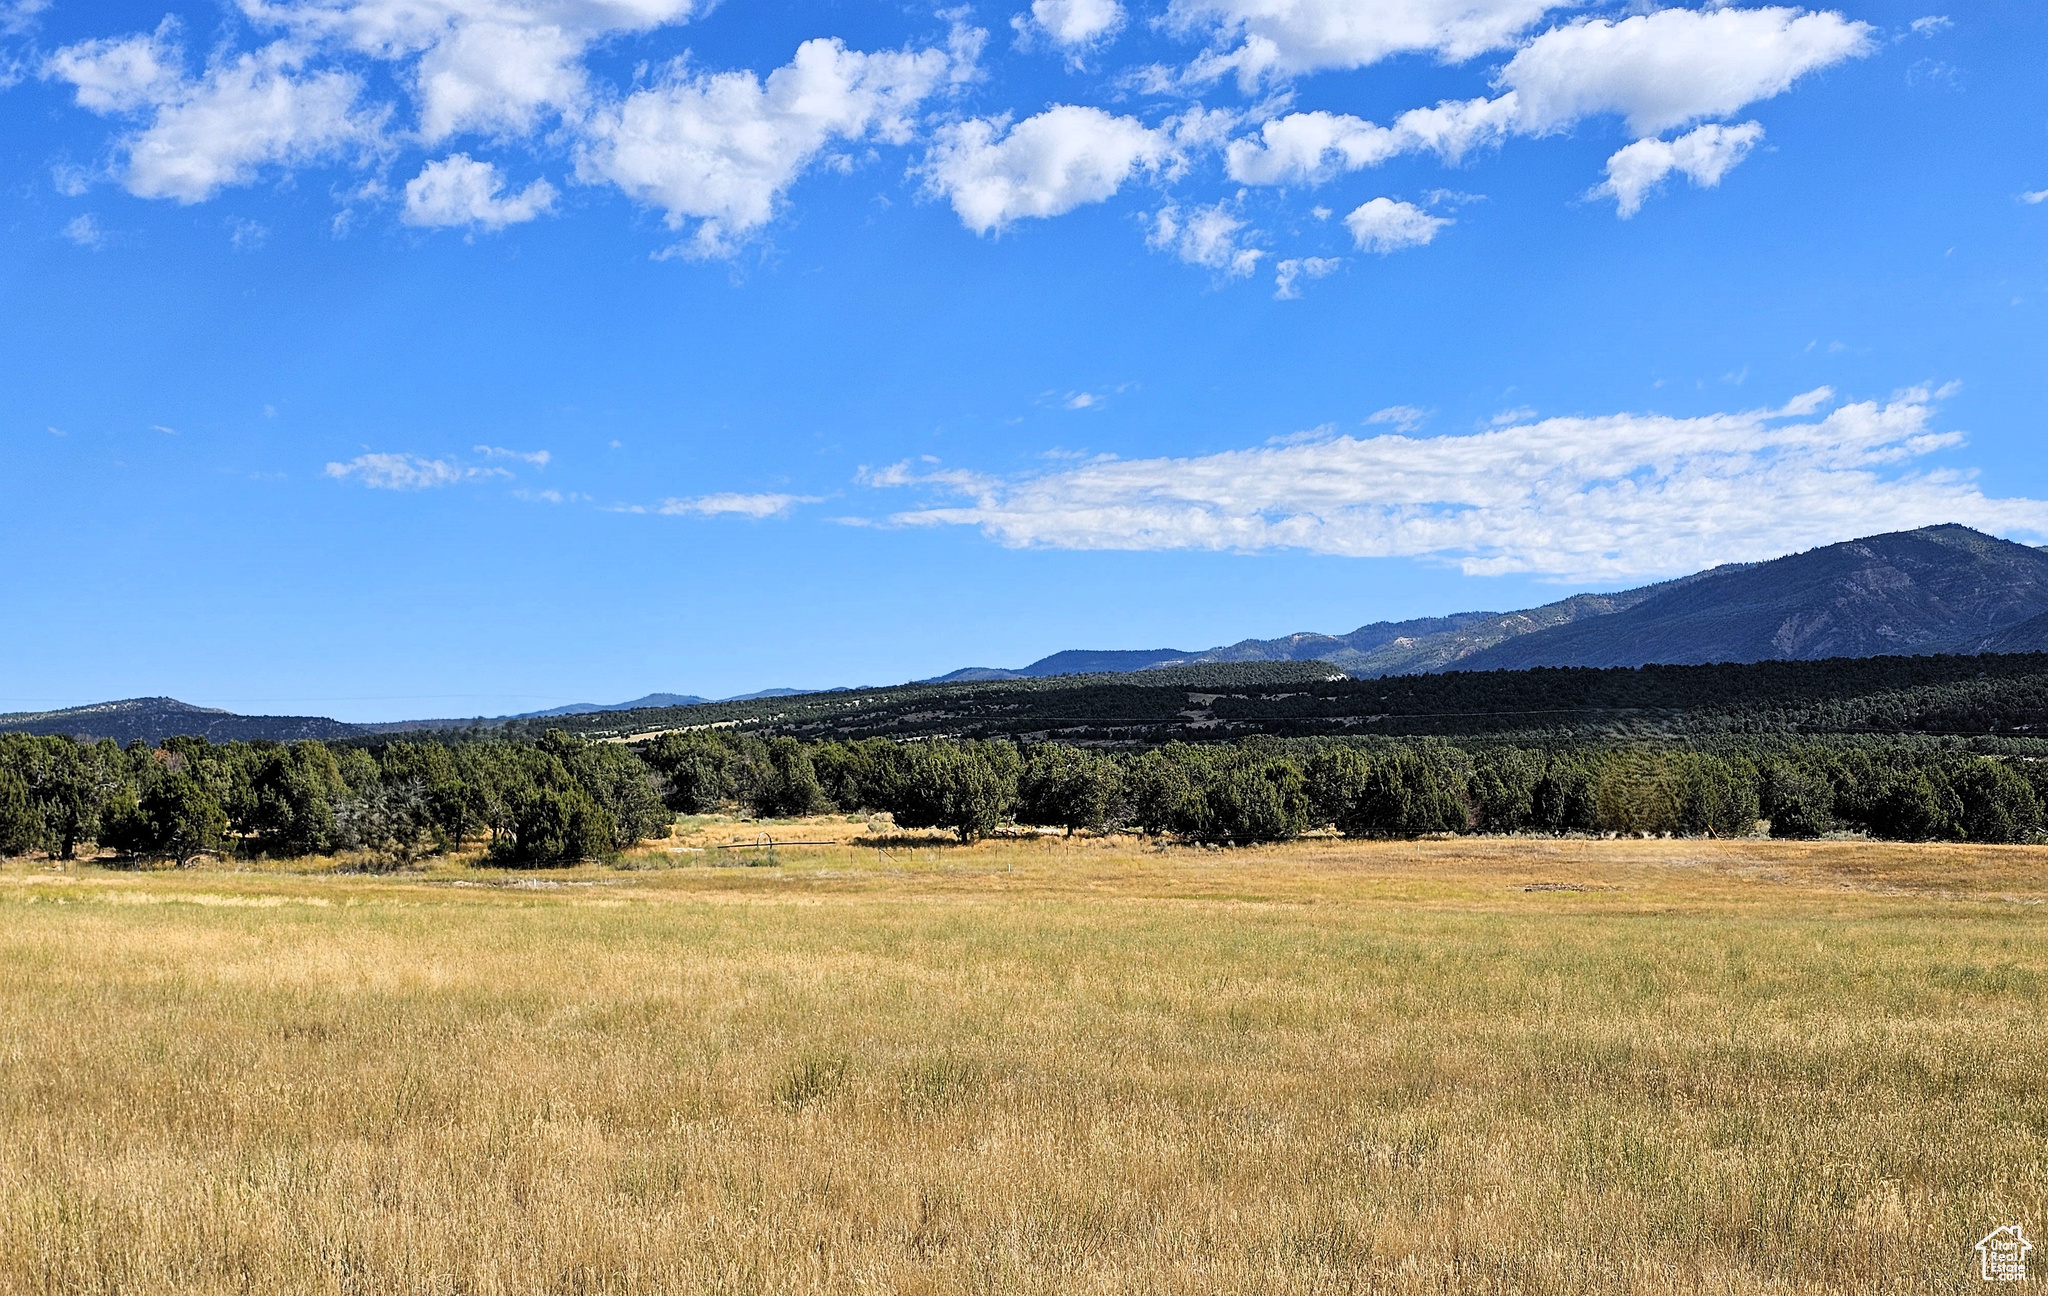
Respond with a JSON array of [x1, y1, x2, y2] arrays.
[[1147, 202, 1263, 275], [1908, 15, 1951, 36], [1366, 404, 1427, 432], [228, 216, 270, 249], [869, 388, 2048, 581], [1015, 0, 1125, 50], [1224, 96, 1517, 185], [475, 444, 551, 465], [1499, 7, 1874, 137], [1594, 121, 1764, 218], [62, 213, 105, 247], [50, 32, 385, 202], [1344, 198, 1446, 252], [1272, 255, 1339, 298], [658, 492, 819, 518], [579, 36, 958, 257], [1173, 0, 1564, 90], [924, 105, 1168, 235], [404, 154, 556, 228], [240, 0, 706, 142], [325, 452, 506, 489], [1, 0, 48, 36], [2019, 190, 2048, 206], [1220, 8, 1861, 214], [45, 25, 184, 112], [1225, 111, 1398, 185]]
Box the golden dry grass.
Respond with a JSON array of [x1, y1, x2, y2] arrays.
[[3, 828, 2045, 1295]]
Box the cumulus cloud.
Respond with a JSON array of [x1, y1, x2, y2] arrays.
[[865, 388, 2044, 581], [49, 31, 385, 202], [658, 492, 820, 518], [579, 36, 959, 257], [924, 105, 1168, 234], [1225, 111, 1400, 185], [1015, 0, 1125, 50], [1498, 7, 1874, 138], [1225, 7, 1864, 208], [2020, 189, 2048, 206], [325, 452, 507, 489], [1217, 7, 1867, 222], [404, 154, 556, 228], [241, 0, 705, 142], [45, 23, 184, 112], [1174, 0, 1564, 89], [1345, 198, 1446, 252], [1224, 96, 1515, 185], [1272, 255, 1339, 298], [1594, 121, 1764, 218], [1147, 202, 1263, 275]]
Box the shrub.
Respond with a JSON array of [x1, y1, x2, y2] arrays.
[[1469, 748, 1543, 832], [104, 771, 228, 866], [1018, 745, 1120, 835], [1951, 760, 2043, 843], [880, 743, 1017, 842], [335, 780, 441, 870], [1338, 751, 1468, 838], [1196, 754, 1314, 844], [490, 784, 616, 866], [643, 731, 737, 814], [0, 767, 42, 857], [1760, 760, 1834, 838], [748, 739, 826, 819]]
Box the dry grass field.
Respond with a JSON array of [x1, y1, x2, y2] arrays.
[[3, 825, 2045, 1295]]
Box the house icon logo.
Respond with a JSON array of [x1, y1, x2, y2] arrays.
[[1977, 1224, 2033, 1282]]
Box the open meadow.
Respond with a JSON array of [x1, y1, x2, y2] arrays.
[[3, 827, 2045, 1295]]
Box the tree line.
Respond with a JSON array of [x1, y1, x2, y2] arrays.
[[3, 728, 2043, 867]]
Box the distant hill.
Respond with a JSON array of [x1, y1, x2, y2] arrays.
[[1457, 525, 2048, 671], [938, 568, 1743, 681], [514, 692, 711, 718], [0, 698, 365, 745]]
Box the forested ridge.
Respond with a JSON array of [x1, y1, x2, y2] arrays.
[[520, 653, 2048, 744]]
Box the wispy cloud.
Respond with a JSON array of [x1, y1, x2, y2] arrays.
[[1273, 255, 1340, 299], [2020, 190, 2048, 206], [62, 213, 104, 247], [861, 387, 2048, 581], [475, 445, 552, 466], [1364, 404, 1428, 433], [324, 453, 509, 490], [657, 492, 820, 518]]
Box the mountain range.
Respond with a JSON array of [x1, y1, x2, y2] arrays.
[[935, 525, 2048, 679], [8, 525, 2048, 744]]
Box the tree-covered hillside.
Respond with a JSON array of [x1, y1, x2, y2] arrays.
[[517, 653, 2048, 745]]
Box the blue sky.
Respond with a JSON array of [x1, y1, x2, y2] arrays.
[[2, 0, 2044, 719]]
